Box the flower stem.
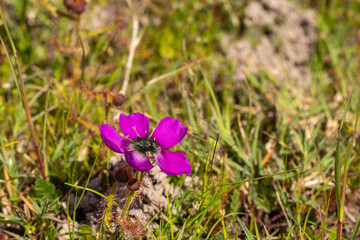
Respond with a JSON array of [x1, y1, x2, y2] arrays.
[[104, 181, 118, 228], [120, 171, 144, 219]]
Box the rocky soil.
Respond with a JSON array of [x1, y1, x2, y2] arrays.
[[225, 0, 318, 90]]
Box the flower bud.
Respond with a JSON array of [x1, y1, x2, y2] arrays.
[[114, 165, 130, 183], [63, 0, 87, 15], [127, 178, 140, 192], [112, 93, 126, 108]]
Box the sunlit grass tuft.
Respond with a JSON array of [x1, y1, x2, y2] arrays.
[[1, 0, 360, 239]]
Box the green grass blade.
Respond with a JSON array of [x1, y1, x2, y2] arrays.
[[75, 142, 102, 210], [350, 213, 360, 240], [237, 216, 255, 240], [263, 224, 272, 240], [176, 220, 187, 240], [335, 93, 352, 216], [64, 183, 108, 200]]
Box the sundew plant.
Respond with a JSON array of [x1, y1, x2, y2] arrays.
[[1, 0, 360, 239]]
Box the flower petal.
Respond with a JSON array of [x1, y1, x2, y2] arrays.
[[120, 112, 149, 139], [99, 124, 130, 153], [154, 149, 191, 176], [151, 117, 187, 148], [125, 150, 154, 172]]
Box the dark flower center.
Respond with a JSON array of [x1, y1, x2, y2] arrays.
[[132, 137, 159, 155]]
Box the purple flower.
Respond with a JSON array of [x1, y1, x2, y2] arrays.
[[99, 113, 191, 176]]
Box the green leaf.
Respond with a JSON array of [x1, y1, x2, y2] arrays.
[[176, 220, 187, 240], [78, 224, 96, 240], [350, 212, 360, 240], [31, 179, 61, 201], [0, 213, 23, 225], [263, 224, 272, 240], [237, 217, 255, 240], [159, 28, 176, 59], [43, 214, 67, 224], [29, 196, 42, 214], [230, 190, 240, 212]]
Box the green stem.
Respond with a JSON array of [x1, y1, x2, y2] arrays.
[[104, 181, 118, 228], [120, 171, 144, 218]]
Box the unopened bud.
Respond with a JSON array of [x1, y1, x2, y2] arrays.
[[112, 93, 126, 108], [114, 165, 130, 183], [63, 0, 87, 15], [127, 178, 140, 192]]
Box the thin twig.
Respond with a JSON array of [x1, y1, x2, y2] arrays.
[[14, 56, 47, 181]]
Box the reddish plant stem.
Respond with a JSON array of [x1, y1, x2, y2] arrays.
[[337, 221, 343, 240], [14, 56, 47, 181]]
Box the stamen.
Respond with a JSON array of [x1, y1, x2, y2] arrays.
[[131, 137, 160, 155], [132, 126, 141, 137]]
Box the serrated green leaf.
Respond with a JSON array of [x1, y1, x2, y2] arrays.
[[31, 179, 61, 201]]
